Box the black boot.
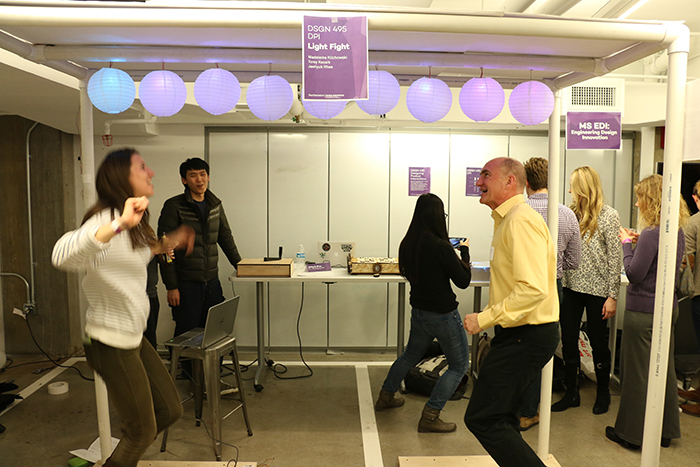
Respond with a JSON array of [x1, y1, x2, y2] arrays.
[[552, 362, 580, 412], [593, 363, 611, 415]]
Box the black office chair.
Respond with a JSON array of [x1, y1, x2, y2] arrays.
[[674, 298, 700, 390]]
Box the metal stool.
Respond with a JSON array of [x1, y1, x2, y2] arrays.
[[161, 335, 252, 460]]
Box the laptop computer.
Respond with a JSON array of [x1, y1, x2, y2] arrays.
[[165, 295, 240, 350], [317, 241, 355, 267]]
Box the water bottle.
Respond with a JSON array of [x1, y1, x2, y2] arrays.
[[295, 244, 306, 272]]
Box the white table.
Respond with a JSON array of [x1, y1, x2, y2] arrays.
[[230, 266, 489, 391]]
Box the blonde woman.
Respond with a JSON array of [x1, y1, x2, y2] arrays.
[[554, 166, 621, 414], [606, 174, 686, 449]]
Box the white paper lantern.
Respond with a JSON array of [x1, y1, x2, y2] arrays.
[[246, 75, 294, 121], [194, 68, 241, 115], [459, 77, 505, 122], [139, 70, 187, 117], [302, 99, 346, 120], [87, 68, 135, 114], [357, 70, 400, 116], [406, 77, 452, 123], [508, 80, 555, 126]]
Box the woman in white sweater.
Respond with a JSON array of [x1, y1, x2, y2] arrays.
[[53, 148, 192, 467]]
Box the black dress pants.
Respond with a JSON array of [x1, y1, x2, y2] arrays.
[[465, 322, 559, 467]]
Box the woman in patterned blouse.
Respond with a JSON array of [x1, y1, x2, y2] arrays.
[[553, 166, 621, 415]]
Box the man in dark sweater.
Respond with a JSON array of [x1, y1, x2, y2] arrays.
[[158, 157, 241, 342]]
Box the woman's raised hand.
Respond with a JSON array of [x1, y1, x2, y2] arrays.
[[121, 196, 149, 229]]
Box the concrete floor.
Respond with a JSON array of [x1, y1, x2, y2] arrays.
[[1, 350, 699, 467]]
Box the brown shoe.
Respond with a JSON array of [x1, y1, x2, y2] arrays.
[[680, 403, 700, 417], [418, 405, 456, 433], [519, 412, 540, 431], [375, 389, 405, 412], [678, 387, 700, 402]]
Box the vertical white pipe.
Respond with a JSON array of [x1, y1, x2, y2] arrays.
[[79, 79, 96, 207], [640, 29, 689, 467], [79, 79, 111, 461], [640, 126, 656, 181], [538, 89, 562, 461]]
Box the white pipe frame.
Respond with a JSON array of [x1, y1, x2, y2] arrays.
[[640, 26, 689, 467], [538, 89, 562, 462]]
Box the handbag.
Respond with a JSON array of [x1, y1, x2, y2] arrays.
[[677, 253, 695, 299]]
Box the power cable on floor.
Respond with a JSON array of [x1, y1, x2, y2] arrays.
[[180, 415, 239, 466], [24, 315, 94, 381], [267, 283, 313, 380]]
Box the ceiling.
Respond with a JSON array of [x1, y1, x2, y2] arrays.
[[0, 0, 697, 134]]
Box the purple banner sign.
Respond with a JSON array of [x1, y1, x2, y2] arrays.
[[567, 112, 622, 150], [303, 15, 368, 101], [466, 168, 481, 196], [409, 167, 431, 196]]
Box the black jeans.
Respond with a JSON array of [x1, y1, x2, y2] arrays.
[[172, 278, 225, 336], [465, 322, 559, 467], [560, 288, 611, 389]]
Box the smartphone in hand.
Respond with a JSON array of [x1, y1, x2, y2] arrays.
[[449, 237, 466, 248]]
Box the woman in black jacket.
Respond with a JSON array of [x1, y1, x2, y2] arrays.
[[375, 193, 471, 433]]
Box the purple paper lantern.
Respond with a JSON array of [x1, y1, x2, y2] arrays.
[[87, 68, 136, 114], [194, 68, 241, 115], [139, 70, 187, 117], [357, 70, 400, 116], [302, 99, 346, 120], [406, 77, 452, 123], [459, 77, 505, 122], [508, 80, 555, 126], [246, 75, 294, 121]]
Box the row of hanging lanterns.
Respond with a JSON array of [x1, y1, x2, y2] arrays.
[[87, 67, 555, 126]]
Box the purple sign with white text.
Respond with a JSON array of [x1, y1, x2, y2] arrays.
[[409, 167, 430, 196], [466, 168, 481, 196], [567, 112, 621, 150], [303, 16, 368, 101]]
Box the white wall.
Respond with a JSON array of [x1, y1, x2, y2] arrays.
[[94, 126, 634, 350]]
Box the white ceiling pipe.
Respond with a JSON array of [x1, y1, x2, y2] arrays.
[[0, 4, 673, 43], [41, 46, 600, 74], [502, 0, 538, 12], [0, 29, 87, 78], [533, 0, 583, 16], [647, 51, 669, 75], [593, 0, 643, 19]]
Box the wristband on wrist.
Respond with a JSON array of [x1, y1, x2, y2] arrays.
[[621, 238, 632, 244], [111, 218, 127, 234]]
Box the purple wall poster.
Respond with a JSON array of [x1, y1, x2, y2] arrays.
[[466, 168, 481, 196], [566, 112, 622, 150], [409, 167, 430, 196], [303, 15, 368, 101]]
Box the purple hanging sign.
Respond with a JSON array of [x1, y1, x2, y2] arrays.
[[409, 167, 431, 196], [566, 112, 622, 150], [466, 168, 482, 196], [303, 15, 368, 101]]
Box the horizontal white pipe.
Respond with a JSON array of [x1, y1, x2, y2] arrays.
[[534, 0, 582, 16], [0, 29, 86, 78], [43, 46, 599, 74], [0, 3, 674, 43]]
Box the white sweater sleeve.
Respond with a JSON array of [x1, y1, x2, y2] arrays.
[[52, 215, 110, 272]]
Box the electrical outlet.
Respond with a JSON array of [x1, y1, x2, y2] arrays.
[[23, 303, 35, 316]]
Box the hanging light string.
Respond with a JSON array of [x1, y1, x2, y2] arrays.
[[268, 63, 272, 76], [479, 67, 484, 78], [429, 66, 432, 79], [108, 61, 113, 69]]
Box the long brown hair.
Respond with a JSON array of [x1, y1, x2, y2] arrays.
[[82, 148, 154, 249]]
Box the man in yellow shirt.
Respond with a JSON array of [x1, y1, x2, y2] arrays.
[[464, 157, 559, 467]]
